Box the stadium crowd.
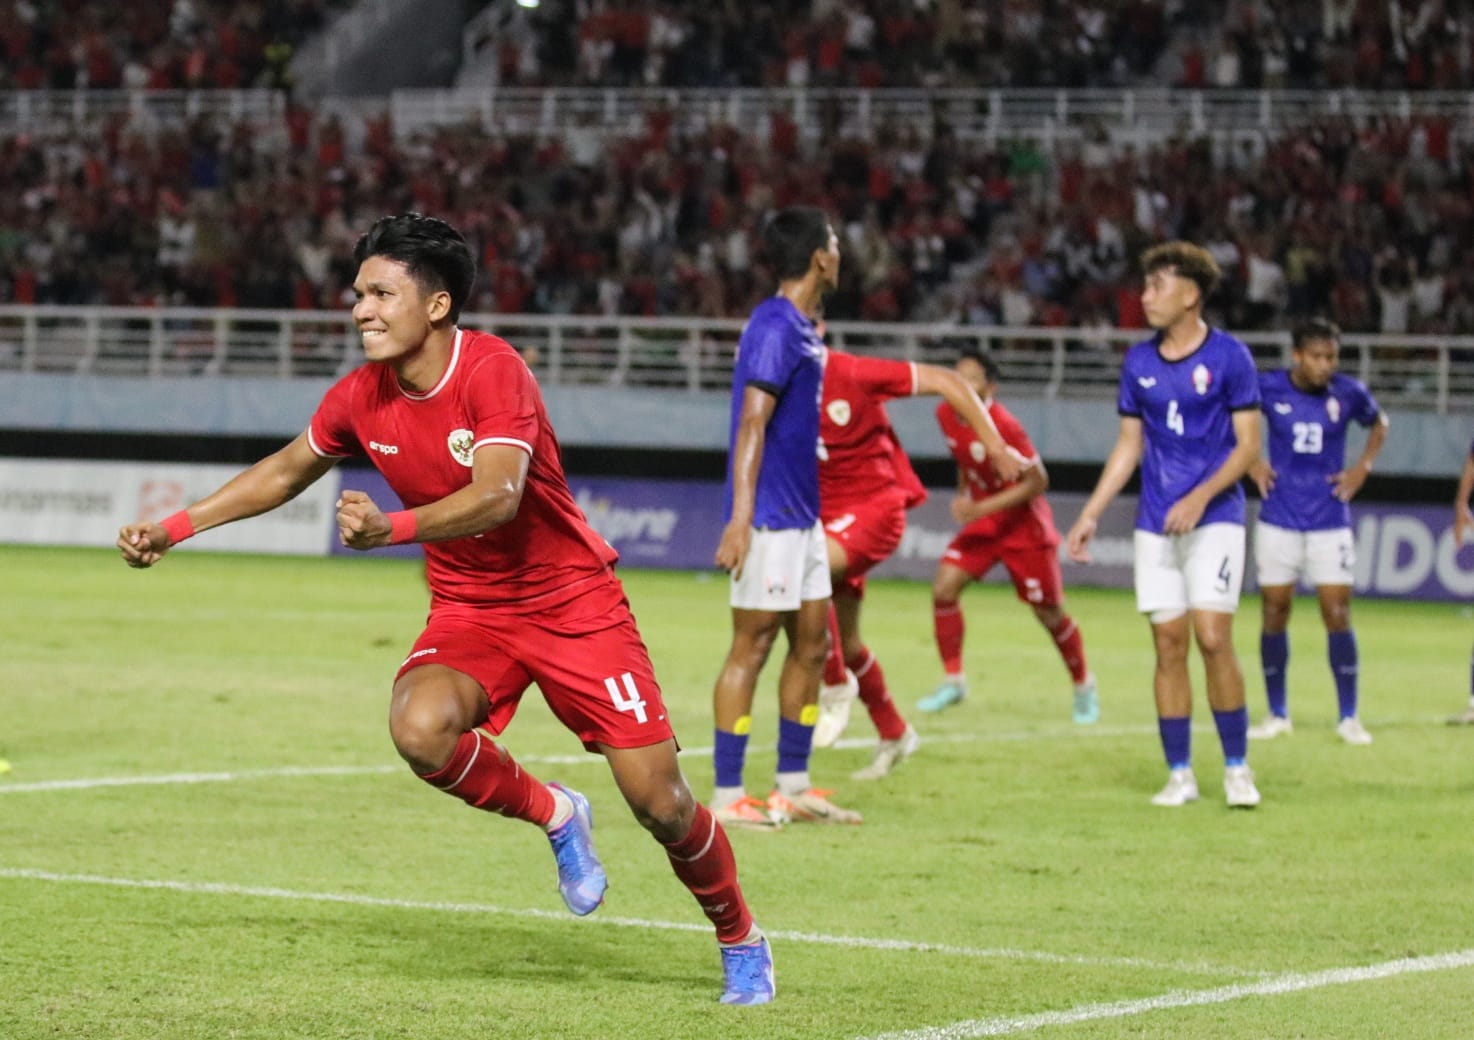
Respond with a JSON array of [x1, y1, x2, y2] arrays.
[[2, 0, 1474, 334], [10, 0, 1474, 93]]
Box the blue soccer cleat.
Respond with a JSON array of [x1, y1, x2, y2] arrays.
[[545, 783, 607, 916], [720, 935, 776, 1005], [1072, 675, 1100, 725], [917, 678, 966, 713]]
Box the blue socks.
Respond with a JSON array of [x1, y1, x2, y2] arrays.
[[1213, 707, 1249, 766], [713, 729, 748, 790], [776, 717, 814, 775], [1260, 630, 1289, 718], [1328, 629, 1359, 720], [1158, 716, 1191, 771]]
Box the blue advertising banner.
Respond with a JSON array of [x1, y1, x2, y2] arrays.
[[326, 467, 1474, 602]]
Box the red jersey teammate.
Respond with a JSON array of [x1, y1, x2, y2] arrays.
[[811, 346, 1021, 779], [116, 214, 774, 1006], [919, 349, 1099, 724]]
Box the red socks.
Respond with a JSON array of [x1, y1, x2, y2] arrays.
[[663, 804, 753, 944], [851, 648, 907, 740], [933, 599, 965, 675], [417, 728, 555, 825], [1046, 613, 1089, 684]]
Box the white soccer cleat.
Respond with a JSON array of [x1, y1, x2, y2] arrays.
[[1224, 764, 1261, 808], [1248, 715, 1293, 740], [851, 724, 921, 781], [1447, 704, 1474, 725], [767, 787, 862, 824], [1150, 767, 1199, 807], [813, 670, 859, 748], [1336, 716, 1373, 745]]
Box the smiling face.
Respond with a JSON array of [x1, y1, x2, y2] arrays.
[[1291, 336, 1339, 391], [1140, 265, 1201, 330], [350, 255, 449, 363]]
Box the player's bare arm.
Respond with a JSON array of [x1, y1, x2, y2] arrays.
[[1248, 457, 1276, 498], [1067, 417, 1143, 562], [951, 463, 1048, 525], [1331, 411, 1388, 503], [916, 365, 1024, 483], [1455, 452, 1474, 546], [118, 433, 336, 568], [337, 443, 529, 550], [715, 384, 777, 577], [1163, 407, 1260, 535]]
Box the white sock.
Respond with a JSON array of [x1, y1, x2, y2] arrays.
[[711, 785, 746, 810], [774, 771, 810, 797], [544, 785, 574, 830]]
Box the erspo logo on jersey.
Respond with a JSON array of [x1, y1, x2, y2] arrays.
[[447, 429, 474, 467]]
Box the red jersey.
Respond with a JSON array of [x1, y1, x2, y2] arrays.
[[308, 328, 617, 608], [936, 397, 1058, 548], [819, 351, 927, 515]]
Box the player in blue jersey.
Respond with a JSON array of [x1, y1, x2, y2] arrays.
[[1449, 438, 1474, 724], [1066, 241, 1263, 808], [1246, 319, 1387, 745], [710, 207, 861, 830]]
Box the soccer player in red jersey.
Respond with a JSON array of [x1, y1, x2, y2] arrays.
[[117, 214, 774, 1006], [811, 347, 1022, 780], [919, 349, 1099, 725]]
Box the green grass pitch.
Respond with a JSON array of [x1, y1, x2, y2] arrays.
[[3, 544, 1473, 1039]]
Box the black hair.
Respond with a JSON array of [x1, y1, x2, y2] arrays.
[[762, 206, 833, 282], [957, 345, 1002, 384], [1292, 317, 1342, 350], [353, 213, 477, 322]]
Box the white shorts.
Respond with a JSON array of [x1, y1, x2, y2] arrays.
[[1255, 522, 1355, 588], [729, 522, 832, 611], [1134, 523, 1246, 616]]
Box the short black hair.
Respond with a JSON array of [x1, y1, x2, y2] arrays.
[[1292, 317, 1341, 350], [957, 345, 1001, 384], [762, 206, 832, 282], [353, 213, 477, 322]]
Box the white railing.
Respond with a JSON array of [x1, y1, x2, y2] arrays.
[[6, 87, 1474, 148], [388, 86, 1474, 147], [1, 305, 1469, 413], [0, 89, 285, 131]]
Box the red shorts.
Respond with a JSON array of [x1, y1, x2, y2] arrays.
[[941, 534, 1064, 607], [824, 499, 907, 598], [396, 571, 676, 752]]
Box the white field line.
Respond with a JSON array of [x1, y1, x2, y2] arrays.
[[0, 867, 1260, 980], [858, 948, 1474, 1039], [0, 727, 1159, 795]]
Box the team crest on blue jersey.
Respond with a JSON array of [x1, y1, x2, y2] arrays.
[[447, 428, 475, 467], [1192, 363, 1212, 395], [1326, 397, 1341, 423], [825, 399, 852, 426]]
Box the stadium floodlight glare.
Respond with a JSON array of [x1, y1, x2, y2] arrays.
[[516, 0, 539, 7]]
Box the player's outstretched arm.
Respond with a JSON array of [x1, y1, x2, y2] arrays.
[[916, 364, 1023, 483], [1332, 410, 1388, 503], [1067, 417, 1143, 562], [117, 433, 336, 568]]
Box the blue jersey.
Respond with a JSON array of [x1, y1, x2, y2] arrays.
[[1118, 328, 1260, 533], [1257, 369, 1381, 531], [725, 295, 824, 529]]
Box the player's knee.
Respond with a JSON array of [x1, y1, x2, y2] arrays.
[[389, 694, 465, 772], [629, 776, 696, 841]]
